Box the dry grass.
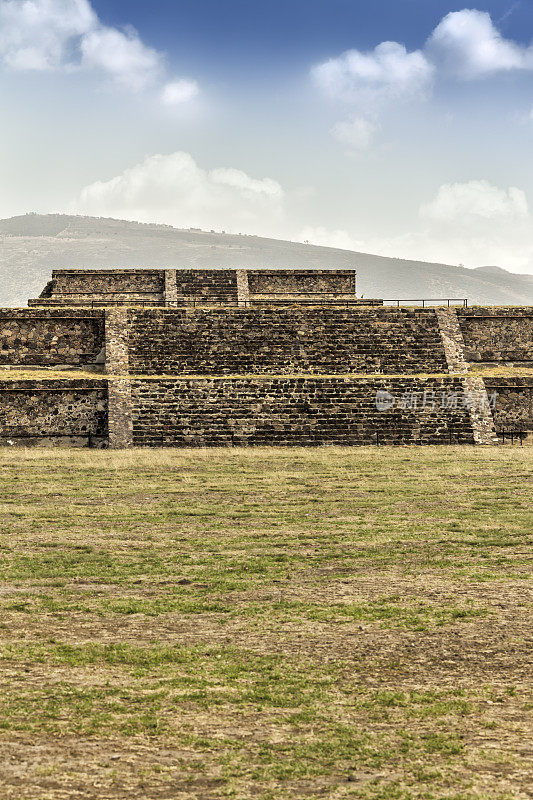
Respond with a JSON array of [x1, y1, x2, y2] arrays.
[[0, 445, 531, 799]]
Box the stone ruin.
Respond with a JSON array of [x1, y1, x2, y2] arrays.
[[0, 268, 532, 447]]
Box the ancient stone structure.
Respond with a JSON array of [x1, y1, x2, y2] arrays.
[[29, 268, 371, 307], [0, 309, 105, 366], [1, 268, 531, 447], [126, 306, 449, 375], [483, 377, 533, 433], [130, 376, 475, 447], [0, 379, 107, 447], [456, 307, 533, 365]]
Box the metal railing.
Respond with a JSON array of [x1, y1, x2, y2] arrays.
[[499, 427, 528, 445], [30, 296, 469, 309], [383, 298, 468, 308]]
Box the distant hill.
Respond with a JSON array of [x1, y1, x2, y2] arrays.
[[1, 213, 532, 306]]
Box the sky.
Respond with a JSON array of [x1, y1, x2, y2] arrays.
[[2, 1, 533, 272]]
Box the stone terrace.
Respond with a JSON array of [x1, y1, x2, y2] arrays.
[[0, 268, 530, 447]]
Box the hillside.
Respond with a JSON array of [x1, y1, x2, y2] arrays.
[[1, 213, 532, 306]]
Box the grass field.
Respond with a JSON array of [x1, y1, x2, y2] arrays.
[[0, 445, 531, 799]]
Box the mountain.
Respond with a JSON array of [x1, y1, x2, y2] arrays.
[[1, 213, 532, 306]]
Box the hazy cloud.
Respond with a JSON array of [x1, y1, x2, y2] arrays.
[[331, 116, 380, 150], [299, 226, 361, 251], [300, 179, 533, 272], [420, 180, 528, 222], [75, 151, 285, 236], [0, 0, 198, 99], [161, 78, 199, 105]]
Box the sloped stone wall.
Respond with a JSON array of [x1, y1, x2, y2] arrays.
[[130, 376, 473, 447], [127, 307, 449, 375], [457, 308, 533, 363], [105, 309, 133, 448], [0, 379, 107, 446], [0, 309, 105, 365]]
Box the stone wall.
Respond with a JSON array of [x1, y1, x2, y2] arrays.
[[131, 376, 473, 447], [31, 268, 363, 307], [0, 309, 105, 366], [51, 269, 165, 294], [127, 307, 449, 375], [0, 379, 107, 446], [483, 377, 533, 433], [247, 269, 356, 296], [457, 307, 533, 363], [30, 269, 166, 306]]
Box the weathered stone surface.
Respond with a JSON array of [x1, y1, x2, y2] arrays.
[[436, 308, 469, 373], [30, 268, 362, 307], [127, 307, 449, 375], [0, 309, 105, 366], [462, 375, 499, 445], [105, 309, 133, 448], [29, 269, 166, 307], [107, 378, 133, 449], [2, 269, 529, 449], [104, 309, 129, 376], [236, 269, 250, 307], [457, 307, 533, 363], [130, 376, 474, 447], [247, 269, 356, 295], [0, 379, 107, 446], [483, 377, 533, 433], [164, 269, 178, 306]]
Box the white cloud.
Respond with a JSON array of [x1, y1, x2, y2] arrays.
[[426, 9, 533, 79], [313, 10, 533, 150], [80, 25, 161, 91], [0, 0, 96, 70], [0, 0, 198, 99], [420, 180, 528, 223], [312, 41, 434, 106], [331, 116, 379, 150], [161, 78, 199, 106], [75, 151, 285, 236]]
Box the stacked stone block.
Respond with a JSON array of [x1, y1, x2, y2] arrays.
[[0, 379, 107, 446], [457, 307, 533, 364], [484, 377, 533, 433], [127, 307, 449, 375], [131, 376, 473, 447], [29, 269, 166, 307], [0, 309, 105, 366], [3, 268, 531, 448]]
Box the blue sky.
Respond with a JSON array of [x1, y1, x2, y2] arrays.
[[2, 1, 533, 272], [95, 1, 533, 64]]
